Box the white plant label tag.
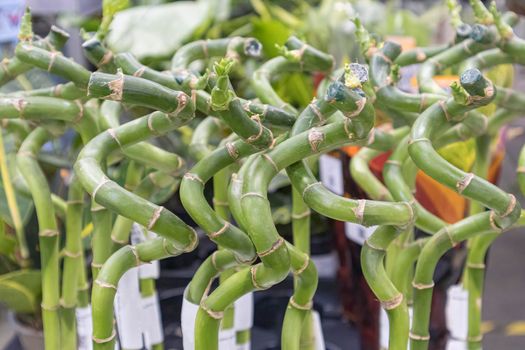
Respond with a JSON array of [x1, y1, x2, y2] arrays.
[[181, 288, 200, 350], [219, 328, 236, 350], [312, 310, 326, 350], [234, 292, 254, 330], [114, 267, 144, 348], [319, 155, 344, 195], [142, 292, 164, 346], [76, 305, 93, 350], [446, 284, 468, 341], [344, 222, 377, 245]]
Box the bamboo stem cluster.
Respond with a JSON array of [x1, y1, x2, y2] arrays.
[[1, 1, 525, 350]]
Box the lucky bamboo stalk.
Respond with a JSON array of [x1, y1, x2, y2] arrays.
[[16, 127, 61, 350]]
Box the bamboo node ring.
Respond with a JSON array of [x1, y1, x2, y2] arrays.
[[409, 332, 430, 341], [39, 229, 59, 237], [294, 255, 310, 275], [308, 128, 325, 152], [183, 172, 204, 185], [381, 293, 403, 310], [412, 281, 435, 289], [250, 266, 266, 290], [289, 297, 313, 310], [209, 222, 230, 239], [502, 194, 517, 217], [302, 182, 322, 199], [133, 66, 146, 77], [107, 128, 122, 148], [262, 154, 279, 172], [147, 206, 164, 230], [467, 262, 485, 269], [200, 301, 224, 320], [241, 192, 266, 200], [225, 142, 239, 160], [93, 329, 117, 344], [456, 173, 474, 194], [92, 177, 111, 201], [95, 279, 117, 290], [106, 69, 124, 101], [354, 199, 366, 225], [258, 237, 285, 258]]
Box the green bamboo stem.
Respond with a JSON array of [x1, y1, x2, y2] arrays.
[[180, 139, 258, 263], [383, 135, 446, 234], [0, 96, 98, 142], [411, 212, 498, 350], [370, 41, 444, 113], [189, 116, 225, 161], [82, 36, 117, 72], [12, 169, 67, 218], [61, 174, 85, 349], [394, 44, 450, 67], [114, 52, 296, 128], [92, 237, 194, 350], [75, 105, 197, 263], [171, 37, 262, 72], [252, 36, 334, 113], [16, 127, 61, 350], [459, 134, 491, 348], [350, 127, 410, 201], [409, 70, 521, 350], [0, 119, 30, 141], [417, 26, 497, 94], [15, 44, 91, 88], [9, 82, 85, 100], [0, 20, 70, 86], [518, 144, 525, 196], [409, 70, 517, 218], [362, 225, 410, 350], [462, 48, 514, 70], [109, 161, 143, 250]]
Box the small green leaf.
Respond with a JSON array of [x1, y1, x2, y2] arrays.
[[99, 0, 130, 39], [0, 270, 41, 314], [107, 2, 213, 60]]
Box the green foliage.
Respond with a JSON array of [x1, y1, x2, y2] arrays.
[[18, 7, 33, 42], [0, 270, 42, 314], [99, 0, 130, 39], [251, 18, 292, 57], [107, 1, 213, 60]]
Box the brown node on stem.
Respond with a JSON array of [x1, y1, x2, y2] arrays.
[[308, 128, 325, 152], [92, 328, 117, 344], [39, 229, 59, 237], [409, 332, 430, 341], [209, 222, 230, 239], [106, 70, 124, 101], [456, 173, 475, 194], [225, 142, 239, 160], [262, 154, 279, 173], [289, 296, 313, 310], [258, 237, 285, 258], [353, 199, 366, 225], [146, 206, 164, 230], [412, 280, 435, 290], [381, 293, 404, 310], [200, 301, 224, 320]]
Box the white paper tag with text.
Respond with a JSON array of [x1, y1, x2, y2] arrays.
[[76, 305, 93, 350], [181, 289, 199, 350], [446, 285, 468, 341], [319, 155, 344, 195], [142, 293, 164, 346], [345, 222, 377, 245], [114, 267, 144, 348], [234, 293, 254, 331]]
